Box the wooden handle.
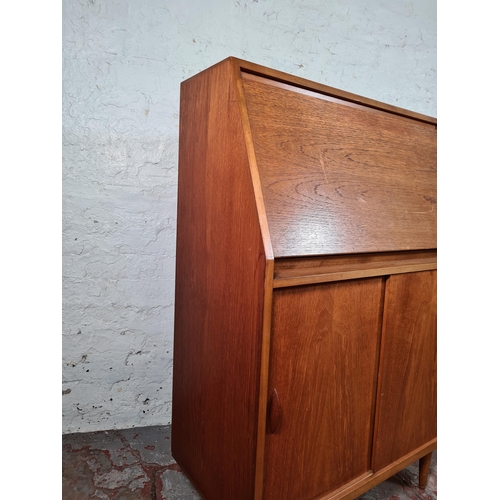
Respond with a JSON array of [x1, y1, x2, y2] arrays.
[[267, 388, 282, 434]]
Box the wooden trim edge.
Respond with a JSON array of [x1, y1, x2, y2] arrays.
[[317, 439, 437, 500], [253, 259, 275, 500], [274, 261, 437, 288], [231, 59, 274, 260], [232, 57, 436, 125], [183, 57, 436, 125], [231, 62, 276, 500]]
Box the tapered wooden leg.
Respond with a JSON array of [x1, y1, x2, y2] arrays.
[[419, 451, 433, 489]]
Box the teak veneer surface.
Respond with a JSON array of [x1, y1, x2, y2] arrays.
[[172, 59, 267, 500], [173, 57, 437, 500], [372, 271, 437, 471], [264, 279, 384, 500], [242, 74, 437, 257], [273, 249, 436, 287]]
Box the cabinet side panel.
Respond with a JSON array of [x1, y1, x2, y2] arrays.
[[264, 279, 384, 500], [172, 60, 267, 500], [371, 271, 437, 471]]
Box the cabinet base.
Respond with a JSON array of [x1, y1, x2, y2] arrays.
[[318, 439, 437, 500]]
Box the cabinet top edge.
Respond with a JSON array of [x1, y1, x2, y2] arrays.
[[181, 57, 437, 126]]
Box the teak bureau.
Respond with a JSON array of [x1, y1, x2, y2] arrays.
[[172, 57, 437, 500]]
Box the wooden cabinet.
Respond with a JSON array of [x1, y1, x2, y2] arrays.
[[172, 57, 437, 500]]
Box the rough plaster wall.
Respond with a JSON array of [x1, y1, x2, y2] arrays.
[[62, 0, 436, 434]]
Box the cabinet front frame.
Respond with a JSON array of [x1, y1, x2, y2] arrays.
[[259, 261, 437, 500]]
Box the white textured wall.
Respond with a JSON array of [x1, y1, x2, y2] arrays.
[[62, 0, 436, 434]]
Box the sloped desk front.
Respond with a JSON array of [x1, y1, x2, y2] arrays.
[[172, 57, 437, 500]]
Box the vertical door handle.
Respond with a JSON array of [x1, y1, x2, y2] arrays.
[[267, 388, 282, 434]]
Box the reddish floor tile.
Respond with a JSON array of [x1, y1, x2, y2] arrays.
[[62, 426, 436, 499]]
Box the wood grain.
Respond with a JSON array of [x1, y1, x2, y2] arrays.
[[236, 59, 436, 125], [172, 58, 267, 500], [263, 279, 384, 500], [242, 72, 426, 124], [232, 61, 274, 261], [184, 58, 436, 124], [231, 58, 278, 500], [242, 75, 437, 257], [174, 57, 438, 500], [274, 250, 436, 287], [371, 271, 437, 471], [318, 439, 436, 500]]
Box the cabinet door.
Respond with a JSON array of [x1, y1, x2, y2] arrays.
[[263, 278, 384, 500], [371, 271, 437, 471]]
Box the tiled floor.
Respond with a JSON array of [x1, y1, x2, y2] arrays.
[[62, 425, 436, 499]]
